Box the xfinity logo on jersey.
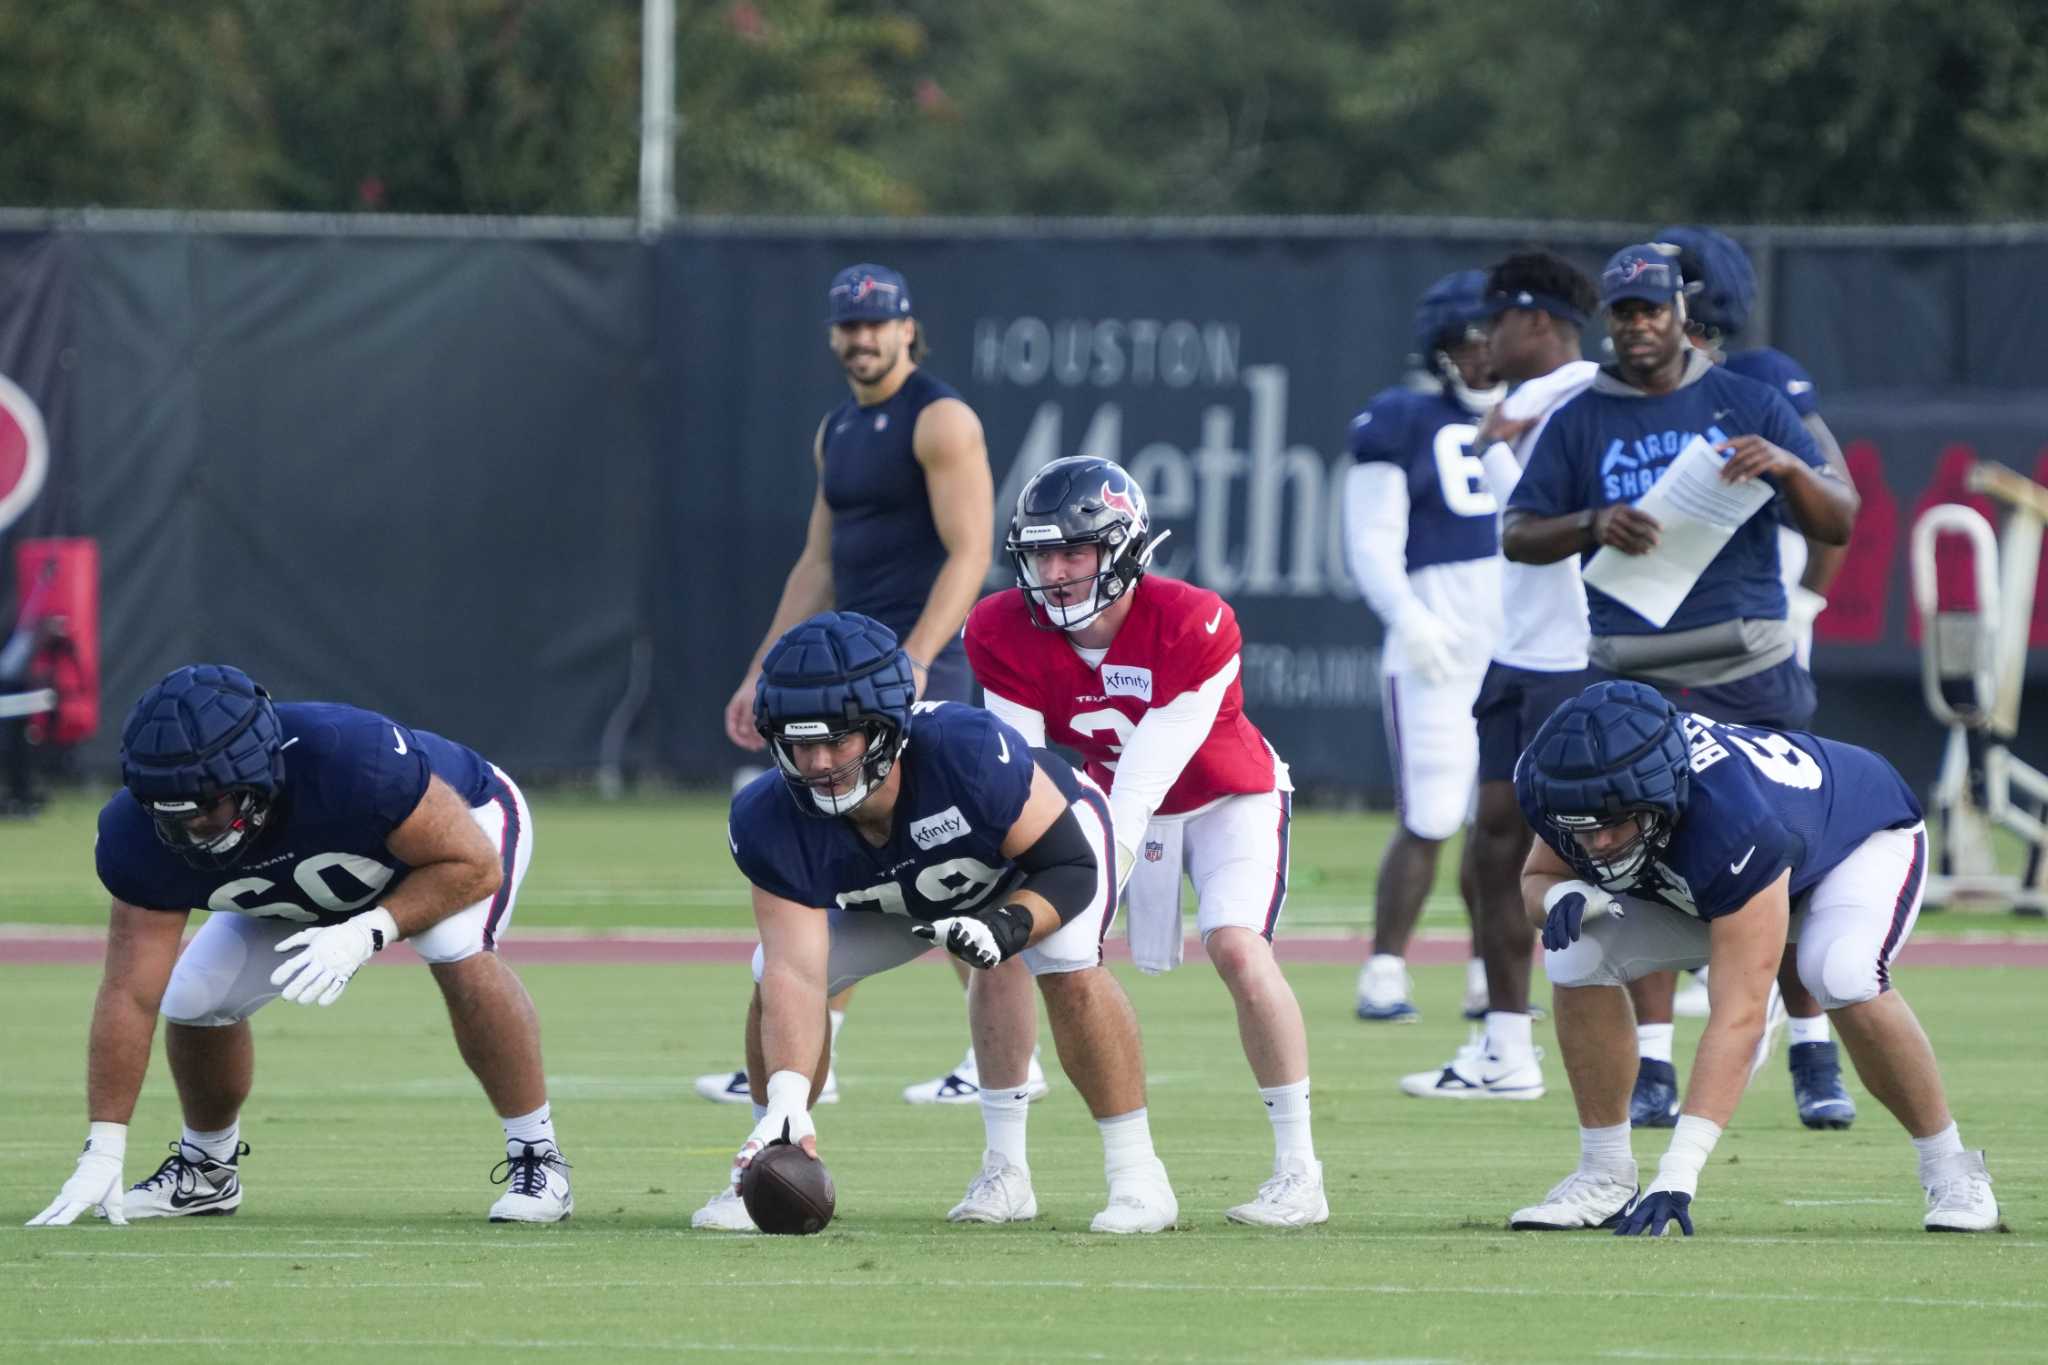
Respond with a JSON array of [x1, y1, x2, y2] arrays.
[[1600, 426, 1732, 500], [1101, 665, 1154, 701], [909, 806, 972, 851]]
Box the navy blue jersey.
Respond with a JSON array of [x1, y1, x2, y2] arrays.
[[821, 368, 963, 641], [1724, 347, 1818, 420], [1346, 387, 1498, 570], [729, 701, 1093, 920], [96, 702, 498, 923], [1520, 714, 1921, 922], [1508, 365, 1826, 636]]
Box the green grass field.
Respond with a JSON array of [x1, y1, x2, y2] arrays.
[[2, 791, 2045, 1363]]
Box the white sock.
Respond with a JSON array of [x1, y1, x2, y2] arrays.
[[1579, 1121, 1633, 1176], [1098, 1108, 1158, 1179], [1912, 1122, 1966, 1182], [828, 1008, 846, 1065], [1637, 1022, 1675, 1064], [980, 1089, 1031, 1171], [1259, 1078, 1314, 1168], [1485, 1010, 1534, 1058], [501, 1102, 556, 1154], [1368, 952, 1405, 975], [183, 1123, 241, 1163], [1465, 956, 1486, 992], [1788, 1014, 1831, 1046]]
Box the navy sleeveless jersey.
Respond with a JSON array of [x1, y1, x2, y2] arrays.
[[96, 701, 498, 923], [728, 701, 1099, 920], [1509, 366, 1826, 635], [1346, 387, 1498, 569], [820, 368, 963, 640], [1518, 713, 1921, 922], [1724, 347, 1819, 420]]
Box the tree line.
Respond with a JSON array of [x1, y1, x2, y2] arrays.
[[6, 0, 2046, 222]]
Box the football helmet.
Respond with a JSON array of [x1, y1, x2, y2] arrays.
[[1413, 269, 1505, 413], [1655, 226, 1757, 341], [1005, 456, 1162, 632], [754, 611, 916, 816], [120, 664, 287, 871], [1515, 680, 1690, 890]]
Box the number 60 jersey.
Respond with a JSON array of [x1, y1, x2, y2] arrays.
[[728, 701, 1105, 920], [1517, 712, 1924, 922]]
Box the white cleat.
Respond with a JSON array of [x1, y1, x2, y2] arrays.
[[904, 1050, 1049, 1105], [1510, 1163, 1638, 1230], [1673, 967, 1712, 1019], [1091, 1159, 1178, 1234], [947, 1150, 1038, 1223], [488, 1145, 574, 1223], [1354, 957, 1418, 1023], [125, 1140, 246, 1219], [1923, 1150, 1999, 1232], [690, 1179, 758, 1232], [693, 1068, 838, 1105], [1400, 1034, 1545, 1100], [1225, 1156, 1329, 1228]]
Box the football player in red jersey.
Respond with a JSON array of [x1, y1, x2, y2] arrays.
[[965, 456, 1325, 1227]]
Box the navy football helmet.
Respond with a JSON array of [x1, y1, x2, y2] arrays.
[[1515, 680, 1691, 890], [1655, 226, 1757, 340], [1413, 269, 1504, 412], [754, 612, 917, 816], [120, 664, 287, 870], [1005, 456, 1161, 633]]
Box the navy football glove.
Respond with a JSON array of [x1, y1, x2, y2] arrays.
[[1541, 880, 1621, 951], [1614, 1189, 1693, 1237]]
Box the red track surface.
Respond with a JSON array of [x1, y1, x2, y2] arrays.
[[4, 932, 2043, 968]]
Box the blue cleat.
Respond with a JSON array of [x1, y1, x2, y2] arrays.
[[1790, 1040, 1856, 1130], [1629, 1058, 1680, 1128]]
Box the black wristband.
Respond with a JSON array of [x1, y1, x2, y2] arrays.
[[982, 903, 1035, 958]]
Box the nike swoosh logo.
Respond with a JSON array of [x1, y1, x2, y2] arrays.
[[1204, 608, 1223, 634], [1730, 846, 1755, 874], [279, 738, 300, 751], [392, 727, 409, 756], [996, 733, 1010, 764], [168, 1182, 229, 1209]]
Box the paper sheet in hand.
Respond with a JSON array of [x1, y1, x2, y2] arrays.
[[1581, 436, 1774, 628]]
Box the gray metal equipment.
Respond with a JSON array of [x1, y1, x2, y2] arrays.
[[1912, 462, 2048, 913]]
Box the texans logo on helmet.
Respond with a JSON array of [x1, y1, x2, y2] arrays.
[[0, 371, 50, 535], [1100, 479, 1138, 520]]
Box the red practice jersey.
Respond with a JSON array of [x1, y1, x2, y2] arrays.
[[965, 575, 1278, 816]]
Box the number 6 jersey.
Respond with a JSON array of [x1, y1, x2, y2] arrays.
[[1517, 713, 1923, 921], [728, 701, 1101, 919]]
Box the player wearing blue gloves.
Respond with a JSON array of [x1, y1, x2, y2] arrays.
[[1508, 680, 1997, 1236]]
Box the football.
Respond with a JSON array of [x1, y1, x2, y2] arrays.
[[740, 1143, 836, 1235]]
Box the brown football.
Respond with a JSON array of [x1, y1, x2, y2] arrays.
[[740, 1143, 836, 1235]]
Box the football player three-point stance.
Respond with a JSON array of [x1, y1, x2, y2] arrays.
[[694, 611, 1177, 1234], [1508, 681, 1997, 1236], [968, 456, 1325, 1227], [27, 665, 571, 1228], [705, 261, 1047, 1112]]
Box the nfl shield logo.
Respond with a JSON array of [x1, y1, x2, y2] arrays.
[[1143, 840, 1164, 863], [873, 413, 888, 431]]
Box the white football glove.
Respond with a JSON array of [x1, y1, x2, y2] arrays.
[[1788, 585, 1828, 631], [1392, 599, 1457, 684], [270, 908, 398, 1007], [734, 1070, 817, 1182], [27, 1124, 127, 1227]]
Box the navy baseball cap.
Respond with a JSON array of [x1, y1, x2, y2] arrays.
[[1599, 244, 1684, 309], [826, 264, 913, 323]]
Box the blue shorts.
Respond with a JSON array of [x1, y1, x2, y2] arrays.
[[1474, 663, 1600, 784], [1649, 657, 1816, 730]]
